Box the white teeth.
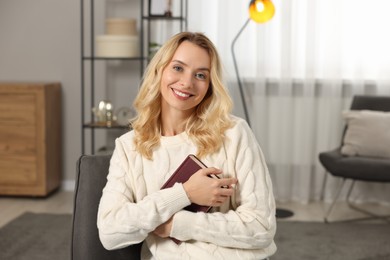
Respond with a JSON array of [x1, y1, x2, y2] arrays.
[[173, 89, 190, 98]]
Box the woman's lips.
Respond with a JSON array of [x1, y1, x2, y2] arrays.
[[172, 88, 192, 99]]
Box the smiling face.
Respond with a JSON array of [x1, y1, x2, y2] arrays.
[[160, 40, 211, 118]]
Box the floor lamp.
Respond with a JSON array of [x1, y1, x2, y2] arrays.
[[231, 0, 293, 219]]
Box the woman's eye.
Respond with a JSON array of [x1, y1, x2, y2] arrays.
[[173, 65, 183, 72], [195, 73, 206, 80]]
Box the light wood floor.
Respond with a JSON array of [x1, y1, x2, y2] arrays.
[[1, 190, 389, 228], [0, 190, 73, 228]]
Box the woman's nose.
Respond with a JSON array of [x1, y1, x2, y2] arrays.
[[179, 73, 193, 88]]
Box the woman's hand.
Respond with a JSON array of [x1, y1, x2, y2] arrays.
[[183, 168, 237, 207], [154, 169, 237, 238], [153, 217, 173, 238]]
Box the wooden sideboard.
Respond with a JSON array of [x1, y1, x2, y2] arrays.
[[0, 82, 62, 196]]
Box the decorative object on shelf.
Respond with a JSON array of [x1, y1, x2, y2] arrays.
[[96, 18, 139, 58], [114, 106, 136, 126], [231, 0, 275, 126], [149, 42, 162, 59], [106, 18, 137, 35], [232, 0, 293, 219], [96, 35, 138, 57], [92, 100, 114, 126], [149, 0, 172, 17]]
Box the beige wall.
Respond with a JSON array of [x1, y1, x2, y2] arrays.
[[0, 0, 100, 189]]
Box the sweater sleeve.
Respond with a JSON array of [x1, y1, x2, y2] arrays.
[[170, 119, 276, 249], [97, 138, 191, 250]]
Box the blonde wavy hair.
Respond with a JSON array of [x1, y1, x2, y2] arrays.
[[131, 32, 234, 160]]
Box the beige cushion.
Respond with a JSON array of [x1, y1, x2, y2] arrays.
[[341, 110, 390, 158]]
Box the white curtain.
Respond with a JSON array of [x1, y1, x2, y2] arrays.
[[188, 0, 390, 204]]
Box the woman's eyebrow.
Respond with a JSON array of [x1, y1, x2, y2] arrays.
[[171, 60, 210, 72]]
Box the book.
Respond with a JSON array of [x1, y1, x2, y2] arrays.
[[160, 154, 220, 244], [161, 154, 213, 213]]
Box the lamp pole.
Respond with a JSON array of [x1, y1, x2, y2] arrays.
[[231, 8, 294, 219], [231, 18, 251, 126]]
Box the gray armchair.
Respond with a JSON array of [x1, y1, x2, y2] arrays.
[[71, 154, 142, 260], [319, 95, 390, 223]]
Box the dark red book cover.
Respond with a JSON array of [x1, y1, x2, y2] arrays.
[[161, 154, 214, 244], [161, 154, 211, 213]]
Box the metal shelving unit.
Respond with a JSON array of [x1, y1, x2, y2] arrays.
[[81, 0, 187, 154]]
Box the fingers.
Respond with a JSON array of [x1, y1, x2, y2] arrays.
[[185, 168, 238, 207], [218, 186, 235, 196], [200, 167, 222, 176], [208, 178, 237, 206], [199, 168, 238, 186], [210, 194, 231, 206], [218, 177, 238, 187]]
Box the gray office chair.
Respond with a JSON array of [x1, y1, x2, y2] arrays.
[[319, 95, 390, 223], [71, 154, 142, 260]]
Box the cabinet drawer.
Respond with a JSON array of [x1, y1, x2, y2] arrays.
[[0, 93, 36, 126], [0, 126, 36, 155], [0, 155, 37, 185]]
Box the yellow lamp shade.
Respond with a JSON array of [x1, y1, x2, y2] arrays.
[[249, 0, 275, 23]]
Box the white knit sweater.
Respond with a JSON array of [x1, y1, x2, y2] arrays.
[[97, 116, 277, 260]]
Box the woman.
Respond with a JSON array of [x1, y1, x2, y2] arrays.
[[97, 32, 276, 259]]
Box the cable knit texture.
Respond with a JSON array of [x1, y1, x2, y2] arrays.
[[97, 116, 277, 259]]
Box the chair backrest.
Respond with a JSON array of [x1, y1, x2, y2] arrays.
[[350, 95, 390, 111], [71, 154, 142, 260], [340, 95, 390, 141]]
